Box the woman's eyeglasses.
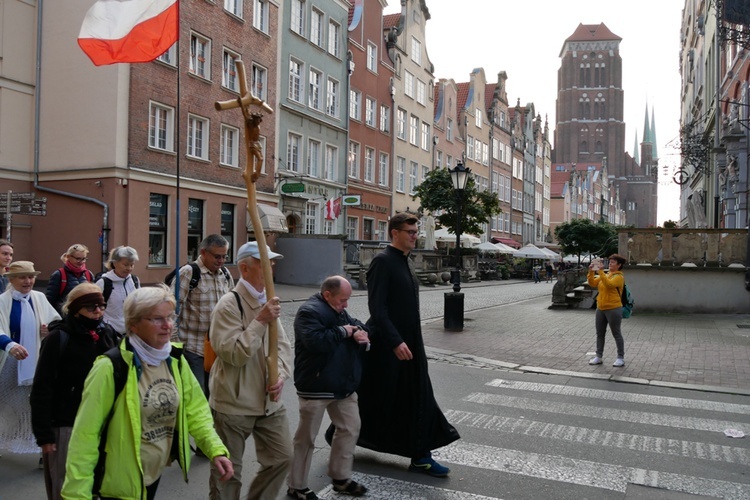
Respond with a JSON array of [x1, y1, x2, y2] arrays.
[[83, 304, 107, 312], [144, 315, 177, 326], [70, 255, 88, 263]]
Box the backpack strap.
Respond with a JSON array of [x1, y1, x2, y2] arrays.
[[132, 275, 140, 289], [188, 262, 201, 292], [58, 267, 67, 296], [102, 277, 113, 303]]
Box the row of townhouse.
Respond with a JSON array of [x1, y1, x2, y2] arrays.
[[1, 0, 559, 283], [679, 0, 750, 229]]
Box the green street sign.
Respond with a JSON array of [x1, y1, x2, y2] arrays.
[[281, 182, 305, 193]]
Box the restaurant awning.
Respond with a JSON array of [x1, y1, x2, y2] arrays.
[[492, 237, 521, 249]]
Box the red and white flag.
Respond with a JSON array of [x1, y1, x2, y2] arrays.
[[78, 0, 179, 66], [325, 197, 341, 220]]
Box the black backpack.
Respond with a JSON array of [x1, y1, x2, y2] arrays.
[[165, 262, 230, 296], [96, 274, 141, 302]]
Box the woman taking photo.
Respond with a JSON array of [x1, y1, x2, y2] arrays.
[[587, 254, 627, 367], [46, 244, 96, 314], [96, 245, 140, 337], [62, 285, 233, 499], [31, 282, 118, 500], [0, 261, 60, 454]]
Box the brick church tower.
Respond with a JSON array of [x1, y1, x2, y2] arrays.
[[553, 23, 658, 227]]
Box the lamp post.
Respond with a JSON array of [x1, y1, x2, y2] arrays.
[[444, 161, 471, 331]]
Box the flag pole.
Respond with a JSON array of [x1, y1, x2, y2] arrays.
[[174, 0, 182, 310]]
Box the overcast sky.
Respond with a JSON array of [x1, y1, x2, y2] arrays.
[[383, 0, 684, 224]]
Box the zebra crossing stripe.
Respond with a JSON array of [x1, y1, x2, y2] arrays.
[[439, 441, 750, 497], [486, 379, 750, 415], [464, 392, 750, 433], [315, 472, 500, 499], [445, 409, 750, 465]]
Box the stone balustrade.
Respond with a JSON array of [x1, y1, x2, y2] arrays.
[[618, 228, 748, 267]]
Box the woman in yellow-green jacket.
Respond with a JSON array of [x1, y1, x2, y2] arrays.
[[586, 254, 627, 368], [62, 285, 233, 500]]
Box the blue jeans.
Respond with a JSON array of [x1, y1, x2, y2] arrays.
[[595, 307, 624, 358]]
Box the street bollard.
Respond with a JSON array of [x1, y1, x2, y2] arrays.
[[444, 291, 464, 331]]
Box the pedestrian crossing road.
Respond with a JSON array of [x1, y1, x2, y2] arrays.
[[307, 363, 750, 499]]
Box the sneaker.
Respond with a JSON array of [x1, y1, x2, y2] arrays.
[[588, 356, 603, 365], [613, 358, 625, 367], [409, 456, 450, 477], [287, 487, 318, 500]]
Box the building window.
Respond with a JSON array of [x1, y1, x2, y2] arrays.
[[328, 20, 340, 57], [308, 68, 322, 110], [325, 145, 337, 181], [346, 216, 358, 240], [367, 42, 377, 72], [409, 115, 418, 146], [396, 157, 406, 192], [220, 203, 235, 264], [364, 147, 374, 182], [348, 141, 360, 178], [222, 49, 239, 91], [436, 150, 442, 168], [467, 135, 474, 159], [421, 122, 430, 150], [482, 143, 489, 165], [475, 138, 481, 162], [224, 0, 242, 17], [475, 108, 482, 127], [411, 36, 421, 65], [365, 97, 376, 127], [379, 104, 390, 132], [447, 118, 453, 141], [253, 0, 269, 32], [289, 58, 304, 103], [148, 102, 174, 152], [156, 43, 177, 66], [287, 133, 302, 172], [310, 8, 323, 46], [396, 108, 406, 140], [189, 33, 211, 79], [404, 71, 414, 98], [416, 79, 426, 105], [187, 114, 209, 160], [378, 220, 387, 241], [187, 198, 204, 262], [409, 161, 418, 194], [251, 63, 267, 101], [291, 0, 305, 35], [220, 124, 239, 167], [307, 139, 321, 177], [149, 193, 168, 265], [379, 152, 389, 186], [349, 89, 361, 120], [326, 77, 339, 116], [305, 202, 319, 234]]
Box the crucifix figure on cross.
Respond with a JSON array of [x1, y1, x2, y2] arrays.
[[215, 60, 281, 386]]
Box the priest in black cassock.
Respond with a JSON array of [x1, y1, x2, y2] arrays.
[[356, 212, 459, 477]]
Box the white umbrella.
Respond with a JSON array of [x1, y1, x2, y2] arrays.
[[433, 228, 481, 247], [539, 247, 561, 260], [493, 242, 517, 254], [475, 241, 503, 253], [514, 243, 549, 259]]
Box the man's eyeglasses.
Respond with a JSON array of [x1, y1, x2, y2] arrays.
[[397, 229, 419, 236], [83, 304, 107, 312], [143, 315, 177, 326], [210, 252, 228, 261]]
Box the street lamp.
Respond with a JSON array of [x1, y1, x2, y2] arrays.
[[444, 161, 471, 331]]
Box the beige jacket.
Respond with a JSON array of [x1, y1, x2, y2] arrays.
[[208, 283, 292, 416]]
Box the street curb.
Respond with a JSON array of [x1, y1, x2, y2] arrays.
[[425, 348, 750, 396]]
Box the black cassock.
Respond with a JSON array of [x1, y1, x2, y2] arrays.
[[356, 245, 459, 458]]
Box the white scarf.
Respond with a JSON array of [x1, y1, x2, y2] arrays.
[[129, 334, 172, 366], [239, 278, 266, 305], [12, 290, 38, 386]]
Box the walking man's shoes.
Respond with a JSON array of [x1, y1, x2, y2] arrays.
[[287, 487, 318, 500], [409, 456, 450, 477], [332, 479, 367, 496]]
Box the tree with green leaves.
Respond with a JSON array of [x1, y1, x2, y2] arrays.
[[554, 219, 618, 263], [412, 167, 502, 236]]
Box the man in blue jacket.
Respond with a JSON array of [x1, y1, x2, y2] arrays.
[[287, 276, 369, 499]]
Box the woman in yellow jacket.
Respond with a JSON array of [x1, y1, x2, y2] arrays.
[[587, 254, 627, 367], [62, 285, 233, 500]]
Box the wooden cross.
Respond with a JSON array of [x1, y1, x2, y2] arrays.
[[215, 60, 279, 387]]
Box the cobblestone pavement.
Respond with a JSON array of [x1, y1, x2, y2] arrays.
[[276, 280, 750, 394]]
